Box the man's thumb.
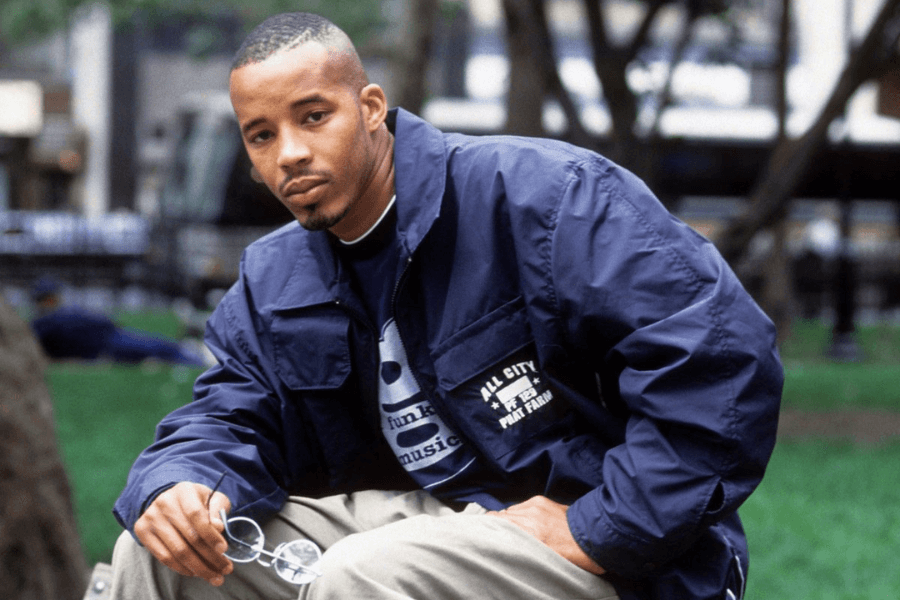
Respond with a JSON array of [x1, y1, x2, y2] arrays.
[[207, 492, 232, 526]]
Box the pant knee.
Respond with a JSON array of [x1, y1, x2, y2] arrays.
[[308, 516, 484, 599], [111, 529, 147, 568], [309, 525, 434, 597], [318, 532, 395, 580]]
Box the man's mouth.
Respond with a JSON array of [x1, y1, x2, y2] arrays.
[[282, 179, 326, 197]]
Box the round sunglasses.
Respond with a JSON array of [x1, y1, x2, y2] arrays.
[[219, 509, 322, 585]]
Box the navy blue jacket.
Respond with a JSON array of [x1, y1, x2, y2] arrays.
[[115, 109, 782, 599]]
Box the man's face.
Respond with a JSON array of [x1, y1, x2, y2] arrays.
[[229, 43, 378, 235]]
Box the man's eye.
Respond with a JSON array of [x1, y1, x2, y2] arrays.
[[250, 131, 273, 144], [307, 111, 326, 123]]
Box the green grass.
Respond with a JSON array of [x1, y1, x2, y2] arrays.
[[743, 440, 900, 599], [780, 319, 900, 364], [48, 313, 900, 598], [782, 362, 900, 411], [51, 361, 201, 564], [114, 310, 190, 340], [780, 320, 900, 411], [48, 310, 203, 564]]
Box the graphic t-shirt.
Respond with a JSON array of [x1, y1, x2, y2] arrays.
[[337, 199, 480, 495]]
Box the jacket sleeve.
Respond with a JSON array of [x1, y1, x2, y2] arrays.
[[113, 275, 290, 534], [552, 158, 783, 579]]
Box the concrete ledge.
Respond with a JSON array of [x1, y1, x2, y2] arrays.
[[83, 563, 113, 600]]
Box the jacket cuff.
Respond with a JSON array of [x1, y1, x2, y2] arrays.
[[113, 466, 289, 534], [113, 466, 202, 533], [567, 492, 670, 580]]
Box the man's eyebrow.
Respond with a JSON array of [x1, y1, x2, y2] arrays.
[[240, 94, 329, 136], [241, 118, 267, 136], [292, 94, 327, 109]]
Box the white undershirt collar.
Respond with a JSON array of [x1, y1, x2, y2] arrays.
[[340, 195, 397, 246]]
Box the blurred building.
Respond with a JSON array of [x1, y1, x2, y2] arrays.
[[424, 0, 900, 143], [1, 4, 244, 216], [0, 5, 243, 297], [1, 0, 897, 315]]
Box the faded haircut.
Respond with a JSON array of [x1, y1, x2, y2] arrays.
[[231, 12, 362, 76]]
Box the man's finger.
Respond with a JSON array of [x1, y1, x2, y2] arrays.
[[140, 531, 195, 579], [139, 513, 223, 582], [197, 492, 231, 564], [173, 488, 233, 573], [136, 482, 233, 584], [147, 506, 226, 581], [487, 496, 606, 576]]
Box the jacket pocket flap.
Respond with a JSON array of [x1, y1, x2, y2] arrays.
[[271, 312, 351, 390], [433, 297, 532, 389]]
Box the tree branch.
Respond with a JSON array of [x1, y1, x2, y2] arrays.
[[584, 0, 641, 159], [627, 1, 666, 61], [646, 9, 699, 138], [716, 0, 900, 264]]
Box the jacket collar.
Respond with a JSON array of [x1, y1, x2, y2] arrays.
[[388, 108, 447, 257], [271, 108, 447, 312]]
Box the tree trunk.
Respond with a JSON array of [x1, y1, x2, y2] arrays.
[[761, 219, 794, 345], [0, 296, 88, 600], [758, 0, 796, 342], [391, 0, 441, 116], [503, 0, 546, 136], [637, 7, 701, 196], [502, 0, 594, 145], [584, 0, 663, 164]]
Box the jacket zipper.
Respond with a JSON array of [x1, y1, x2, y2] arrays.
[[330, 296, 381, 430], [389, 255, 463, 435], [389, 255, 421, 390]]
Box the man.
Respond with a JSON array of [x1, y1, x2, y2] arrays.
[[111, 12, 782, 600], [30, 277, 205, 366]]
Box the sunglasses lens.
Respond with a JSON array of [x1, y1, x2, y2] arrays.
[[273, 540, 322, 585], [223, 517, 264, 562]]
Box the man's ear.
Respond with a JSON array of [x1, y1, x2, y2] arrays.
[[359, 84, 388, 133]]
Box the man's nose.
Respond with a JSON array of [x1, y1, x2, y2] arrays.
[[278, 130, 312, 170]]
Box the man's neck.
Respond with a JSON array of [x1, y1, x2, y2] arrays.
[[330, 129, 395, 242], [340, 195, 397, 245]]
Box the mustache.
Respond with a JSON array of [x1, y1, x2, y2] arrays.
[[278, 169, 331, 196]]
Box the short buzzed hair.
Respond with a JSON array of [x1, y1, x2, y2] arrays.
[[231, 12, 358, 71]]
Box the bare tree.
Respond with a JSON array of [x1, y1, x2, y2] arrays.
[[0, 296, 88, 600], [716, 0, 900, 264], [502, 0, 595, 145], [584, 0, 667, 163], [501, 1, 731, 170], [498, 0, 900, 307], [502, 0, 549, 137]]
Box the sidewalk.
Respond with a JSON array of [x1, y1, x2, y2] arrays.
[[777, 408, 900, 446]]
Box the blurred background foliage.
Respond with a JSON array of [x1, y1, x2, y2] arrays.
[[0, 0, 386, 49]]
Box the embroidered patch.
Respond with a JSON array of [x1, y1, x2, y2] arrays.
[[477, 353, 556, 431]]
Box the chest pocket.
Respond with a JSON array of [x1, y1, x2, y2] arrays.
[[271, 311, 352, 391], [432, 297, 572, 460]]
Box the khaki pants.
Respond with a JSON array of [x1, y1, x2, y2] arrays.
[[110, 490, 619, 600]]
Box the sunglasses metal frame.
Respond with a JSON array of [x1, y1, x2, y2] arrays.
[[219, 509, 322, 584]]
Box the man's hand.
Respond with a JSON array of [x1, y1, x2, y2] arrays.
[[488, 496, 606, 575], [133, 482, 234, 586]]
